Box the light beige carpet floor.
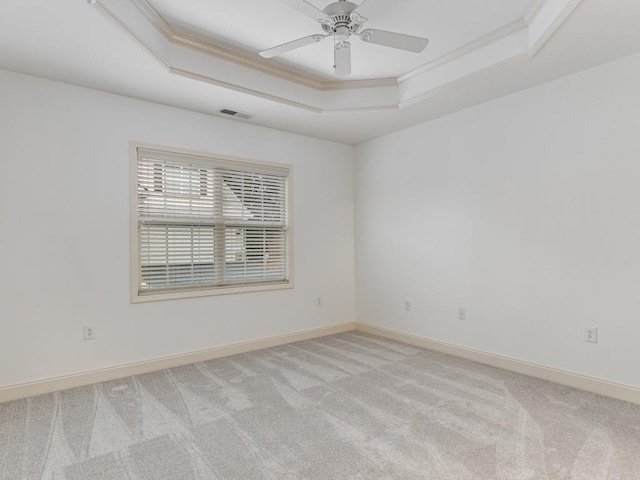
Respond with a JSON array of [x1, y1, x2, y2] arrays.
[[1, 331, 639, 479]]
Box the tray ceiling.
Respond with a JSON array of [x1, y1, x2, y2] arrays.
[[1, 0, 640, 143], [85, 0, 584, 114], [145, 0, 536, 80]]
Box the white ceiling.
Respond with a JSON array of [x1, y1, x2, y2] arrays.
[[146, 0, 536, 80], [1, 0, 639, 144]]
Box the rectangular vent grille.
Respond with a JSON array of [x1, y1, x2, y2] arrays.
[[220, 108, 254, 120]]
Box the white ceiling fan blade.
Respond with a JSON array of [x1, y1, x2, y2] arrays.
[[274, 0, 327, 20], [334, 41, 351, 77], [260, 34, 327, 59], [360, 29, 429, 53]]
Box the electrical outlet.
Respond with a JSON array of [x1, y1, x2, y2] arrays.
[[84, 325, 96, 340], [404, 300, 411, 312], [585, 327, 598, 343], [458, 308, 466, 321], [316, 297, 322, 307]]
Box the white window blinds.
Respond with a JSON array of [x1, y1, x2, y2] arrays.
[[135, 147, 290, 297]]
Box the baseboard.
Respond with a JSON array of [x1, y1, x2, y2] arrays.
[[0, 322, 357, 404], [5, 321, 639, 406], [356, 322, 640, 405]]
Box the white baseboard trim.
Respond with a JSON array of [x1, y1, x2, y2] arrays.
[[4, 321, 639, 406], [356, 322, 640, 405], [0, 322, 357, 403]]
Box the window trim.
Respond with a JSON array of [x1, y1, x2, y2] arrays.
[[130, 142, 293, 303]]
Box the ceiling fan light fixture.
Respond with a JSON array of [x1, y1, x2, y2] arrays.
[[334, 40, 351, 77], [335, 25, 351, 42]]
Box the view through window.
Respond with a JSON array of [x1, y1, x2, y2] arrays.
[[132, 145, 290, 301]]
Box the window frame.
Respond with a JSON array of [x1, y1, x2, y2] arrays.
[[130, 142, 293, 303]]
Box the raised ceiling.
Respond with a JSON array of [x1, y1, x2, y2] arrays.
[[86, 0, 581, 113], [145, 0, 536, 80], [1, 0, 640, 144]]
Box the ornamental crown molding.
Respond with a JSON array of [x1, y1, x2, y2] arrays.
[[90, 0, 582, 113]]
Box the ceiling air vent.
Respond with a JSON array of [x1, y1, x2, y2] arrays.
[[220, 108, 254, 120]]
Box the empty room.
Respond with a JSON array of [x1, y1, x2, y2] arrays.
[[1, 0, 640, 478]]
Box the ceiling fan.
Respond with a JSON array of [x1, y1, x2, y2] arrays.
[[259, 0, 429, 77]]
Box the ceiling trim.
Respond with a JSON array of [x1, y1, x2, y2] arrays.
[[320, 78, 398, 90], [129, 0, 174, 38], [324, 104, 399, 113], [399, 19, 528, 83], [170, 67, 323, 113], [90, 0, 582, 114], [129, 0, 399, 91], [172, 67, 401, 113], [135, 0, 326, 89], [399, 53, 529, 110], [175, 29, 398, 91], [527, 0, 582, 55], [96, 0, 170, 69], [524, 0, 547, 25], [398, 20, 530, 106]]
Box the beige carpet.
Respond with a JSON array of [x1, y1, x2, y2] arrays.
[[1, 331, 639, 479]]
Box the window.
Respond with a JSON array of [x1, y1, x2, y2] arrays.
[[131, 144, 291, 302]]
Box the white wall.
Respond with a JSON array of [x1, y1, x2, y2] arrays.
[[355, 52, 640, 388], [0, 70, 354, 388]]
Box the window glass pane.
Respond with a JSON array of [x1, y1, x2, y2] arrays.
[[222, 170, 287, 224], [140, 224, 216, 290], [138, 160, 215, 220], [136, 147, 289, 298], [224, 227, 286, 284]]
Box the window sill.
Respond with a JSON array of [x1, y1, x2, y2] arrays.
[[131, 280, 293, 303]]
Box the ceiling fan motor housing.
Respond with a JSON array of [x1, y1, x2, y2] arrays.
[[321, 1, 363, 39]]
